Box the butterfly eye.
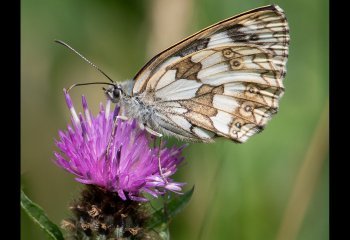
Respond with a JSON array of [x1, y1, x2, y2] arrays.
[[113, 89, 121, 99]]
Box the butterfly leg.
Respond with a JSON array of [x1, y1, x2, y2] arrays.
[[157, 137, 169, 184], [145, 126, 163, 138], [116, 115, 128, 121], [143, 126, 168, 184], [106, 115, 128, 157]]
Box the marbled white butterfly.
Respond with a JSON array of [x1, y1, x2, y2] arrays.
[[61, 5, 289, 143]]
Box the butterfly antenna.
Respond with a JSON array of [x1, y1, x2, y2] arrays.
[[54, 39, 114, 83], [67, 82, 116, 93]]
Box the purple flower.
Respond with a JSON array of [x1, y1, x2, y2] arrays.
[[54, 90, 186, 201]]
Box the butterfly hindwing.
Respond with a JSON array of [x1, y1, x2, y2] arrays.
[[132, 5, 289, 143], [144, 45, 281, 142]]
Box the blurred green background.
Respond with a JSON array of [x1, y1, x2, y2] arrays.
[[21, 0, 328, 239]]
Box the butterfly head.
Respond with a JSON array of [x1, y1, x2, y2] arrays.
[[104, 83, 123, 103], [104, 80, 133, 103]]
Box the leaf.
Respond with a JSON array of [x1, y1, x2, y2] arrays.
[[21, 189, 64, 240], [147, 186, 194, 229]]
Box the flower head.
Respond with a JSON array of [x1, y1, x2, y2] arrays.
[[54, 90, 185, 201]]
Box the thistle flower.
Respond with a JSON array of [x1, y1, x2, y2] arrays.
[[61, 185, 157, 239], [54, 90, 185, 201]]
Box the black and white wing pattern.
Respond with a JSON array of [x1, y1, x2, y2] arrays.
[[133, 5, 289, 143]]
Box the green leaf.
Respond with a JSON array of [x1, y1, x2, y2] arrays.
[[147, 186, 194, 230], [21, 189, 64, 240]]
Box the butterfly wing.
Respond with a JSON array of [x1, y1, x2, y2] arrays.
[[133, 5, 289, 143]]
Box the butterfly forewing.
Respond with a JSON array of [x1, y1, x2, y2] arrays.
[[132, 5, 289, 143]]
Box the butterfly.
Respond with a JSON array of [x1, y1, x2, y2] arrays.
[[62, 4, 290, 143]]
